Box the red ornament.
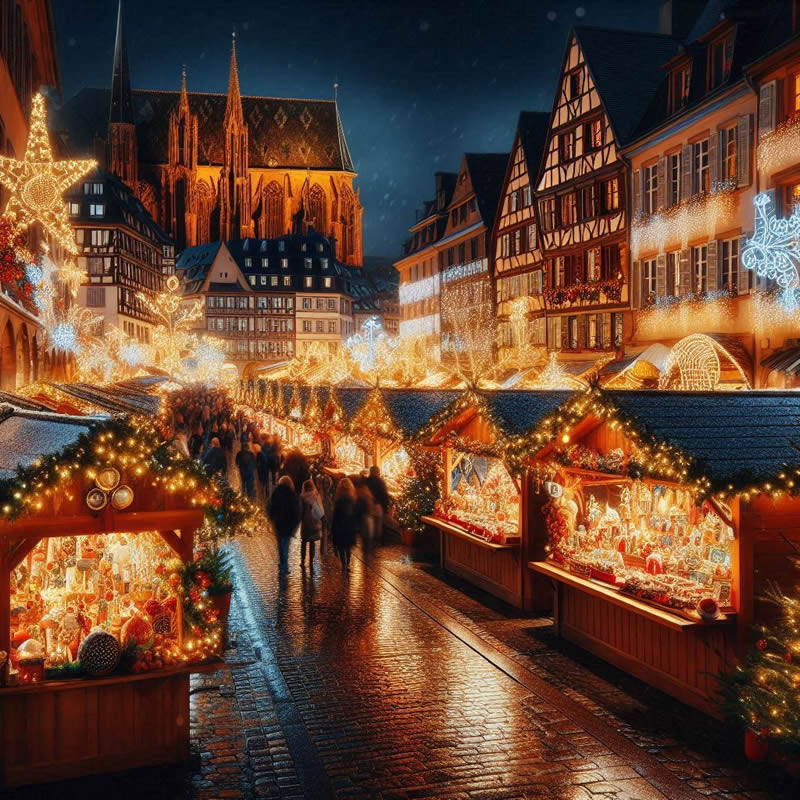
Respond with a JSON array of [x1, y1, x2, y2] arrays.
[[785, 652, 793, 663], [168, 573, 181, 589], [757, 639, 768, 652]]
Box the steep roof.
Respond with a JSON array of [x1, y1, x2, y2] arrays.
[[517, 111, 550, 178], [58, 88, 355, 172], [464, 153, 510, 228], [573, 26, 681, 146], [607, 390, 800, 487], [484, 390, 572, 436], [175, 241, 224, 294], [109, 0, 133, 125], [64, 167, 172, 245], [383, 390, 461, 437]]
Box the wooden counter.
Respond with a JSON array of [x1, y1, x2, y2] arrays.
[[529, 561, 735, 715], [0, 662, 221, 788], [422, 516, 523, 607]]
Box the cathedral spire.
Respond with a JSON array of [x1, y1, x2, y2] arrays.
[[224, 32, 244, 128], [179, 65, 189, 112], [109, 0, 133, 124]]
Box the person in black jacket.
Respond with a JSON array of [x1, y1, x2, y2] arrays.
[[268, 476, 300, 573], [366, 465, 391, 539], [331, 478, 358, 574], [202, 437, 228, 477]]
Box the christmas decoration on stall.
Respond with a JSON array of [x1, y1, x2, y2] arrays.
[[0, 93, 95, 256], [345, 315, 399, 375], [348, 387, 400, 443], [394, 444, 444, 536], [530, 352, 587, 390], [721, 581, 800, 760], [0, 215, 35, 307], [743, 192, 800, 310], [658, 334, 751, 391]]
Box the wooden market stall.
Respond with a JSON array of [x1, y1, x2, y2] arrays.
[[525, 389, 800, 715], [0, 407, 224, 787], [418, 390, 569, 607]]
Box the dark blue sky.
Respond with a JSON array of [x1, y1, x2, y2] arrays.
[[54, 1, 659, 259]]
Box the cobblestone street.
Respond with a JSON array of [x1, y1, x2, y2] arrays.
[[9, 530, 798, 800]]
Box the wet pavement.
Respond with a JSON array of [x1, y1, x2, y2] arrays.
[[8, 529, 797, 799]]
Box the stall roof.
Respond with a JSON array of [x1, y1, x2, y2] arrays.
[[334, 388, 370, 421], [762, 343, 800, 377], [0, 391, 55, 412], [607, 390, 800, 486], [484, 390, 573, 436], [52, 383, 161, 416], [382, 390, 461, 436], [0, 406, 99, 480]]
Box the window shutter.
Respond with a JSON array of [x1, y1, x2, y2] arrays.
[[656, 253, 667, 299], [738, 235, 750, 295], [737, 114, 751, 187], [631, 259, 641, 309], [758, 80, 777, 140], [679, 248, 691, 295], [633, 169, 642, 218], [707, 240, 718, 290], [709, 130, 718, 188], [680, 145, 692, 201], [656, 157, 666, 211]]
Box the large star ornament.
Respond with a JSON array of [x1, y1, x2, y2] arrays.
[[0, 93, 96, 255]]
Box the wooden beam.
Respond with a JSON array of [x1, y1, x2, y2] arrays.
[[157, 530, 183, 558], [8, 538, 42, 572]]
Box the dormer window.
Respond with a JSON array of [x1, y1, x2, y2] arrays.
[[668, 65, 691, 113], [708, 34, 733, 91]]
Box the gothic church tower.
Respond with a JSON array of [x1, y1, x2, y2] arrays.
[[107, 0, 138, 193], [218, 34, 253, 241]]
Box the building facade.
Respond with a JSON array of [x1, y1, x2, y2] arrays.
[[58, 3, 363, 265], [0, 0, 60, 390], [177, 232, 370, 374], [69, 168, 175, 344], [492, 112, 550, 357], [438, 153, 507, 356], [395, 172, 456, 349]]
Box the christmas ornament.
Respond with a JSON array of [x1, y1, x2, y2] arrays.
[[77, 630, 121, 676], [121, 615, 154, 650], [757, 638, 768, 652], [86, 487, 107, 511], [111, 485, 134, 510], [95, 467, 121, 492], [0, 93, 95, 254]]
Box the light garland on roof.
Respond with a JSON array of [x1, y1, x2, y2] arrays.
[[399, 273, 440, 305]]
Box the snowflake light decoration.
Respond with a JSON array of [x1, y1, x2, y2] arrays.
[[742, 192, 800, 310], [49, 322, 79, 354], [345, 316, 398, 373]]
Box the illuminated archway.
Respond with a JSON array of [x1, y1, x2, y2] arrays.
[[659, 334, 751, 391], [0, 321, 16, 391]]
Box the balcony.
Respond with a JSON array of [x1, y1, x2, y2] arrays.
[[543, 277, 624, 310], [630, 182, 738, 259], [441, 258, 488, 285]]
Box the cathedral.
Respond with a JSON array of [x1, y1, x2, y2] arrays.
[[58, 2, 363, 264]]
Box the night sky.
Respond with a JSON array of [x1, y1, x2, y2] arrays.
[[53, 0, 659, 260]]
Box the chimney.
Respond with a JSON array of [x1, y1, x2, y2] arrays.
[[659, 0, 705, 40]]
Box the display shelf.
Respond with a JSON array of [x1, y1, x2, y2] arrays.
[[0, 660, 223, 696], [529, 561, 735, 632], [422, 516, 519, 550]]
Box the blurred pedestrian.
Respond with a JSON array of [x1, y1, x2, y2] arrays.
[[367, 465, 390, 539], [331, 478, 358, 574], [202, 436, 228, 477], [268, 475, 300, 573], [354, 477, 375, 551], [236, 441, 257, 500], [299, 479, 324, 568]]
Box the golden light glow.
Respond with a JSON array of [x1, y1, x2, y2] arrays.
[[0, 93, 95, 255]]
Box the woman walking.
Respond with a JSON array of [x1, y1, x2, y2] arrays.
[[331, 478, 358, 574], [268, 476, 300, 574], [299, 479, 324, 568]]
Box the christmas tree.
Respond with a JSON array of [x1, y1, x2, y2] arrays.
[[394, 446, 442, 535], [721, 575, 800, 759]]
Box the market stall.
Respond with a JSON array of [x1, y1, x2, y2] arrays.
[[0, 408, 242, 787], [523, 389, 800, 714], [418, 390, 568, 607]]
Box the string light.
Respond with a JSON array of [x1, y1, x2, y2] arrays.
[[0, 93, 95, 255], [659, 334, 750, 391]]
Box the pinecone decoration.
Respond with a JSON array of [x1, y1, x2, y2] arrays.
[[78, 630, 121, 676], [151, 613, 172, 635]]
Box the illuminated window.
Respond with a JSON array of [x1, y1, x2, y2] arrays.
[[501, 233, 510, 257], [708, 35, 733, 90], [795, 73, 800, 113], [523, 185, 532, 206], [69, 202, 80, 216], [244, 257, 252, 267], [668, 152, 681, 206], [323, 276, 332, 288], [283, 276, 291, 287], [693, 139, 709, 194], [585, 118, 603, 151], [722, 124, 737, 181], [281, 258, 288, 269], [720, 238, 739, 290], [304, 276, 313, 288], [667, 250, 681, 296], [693, 244, 708, 292], [582, 184, 597, 218], [527, 223, 536, 251], [603, 178, 619, 211], [509, 191, 519, 212], [586, 247, 601, 281], [669, 66, 691, 113], [642, 258, 657, 303], [560, 192, 577, 226], [89, 203, 104, 217], [643, 163, 658, 215], [559, 129, 576, 162]]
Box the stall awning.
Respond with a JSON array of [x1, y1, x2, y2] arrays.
[[762, 344, 800, 376]]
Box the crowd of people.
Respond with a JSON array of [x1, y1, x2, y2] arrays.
[[168, 388, 394, 576]]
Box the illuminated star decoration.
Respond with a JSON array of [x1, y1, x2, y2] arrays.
[[742, 192, 800, 310], [0, 93, 95, 255], [345, 316, 398, 375]]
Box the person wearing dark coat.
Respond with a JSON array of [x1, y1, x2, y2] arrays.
[[236, 442, 257, 500], [202, 437, 228, 477], [331, 478, 359, 573], [268, 476, 300, 573], [367, 466, 391, 539], [282, 449, 310, 496]]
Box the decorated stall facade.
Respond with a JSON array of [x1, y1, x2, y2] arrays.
[[521, 389, 800, 714], [0, 409, 248, 787]]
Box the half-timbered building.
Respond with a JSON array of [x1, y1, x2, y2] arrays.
[[536, 27, 680, 361], [492, 111, 550, 358], [438, 152, 507, 358]]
